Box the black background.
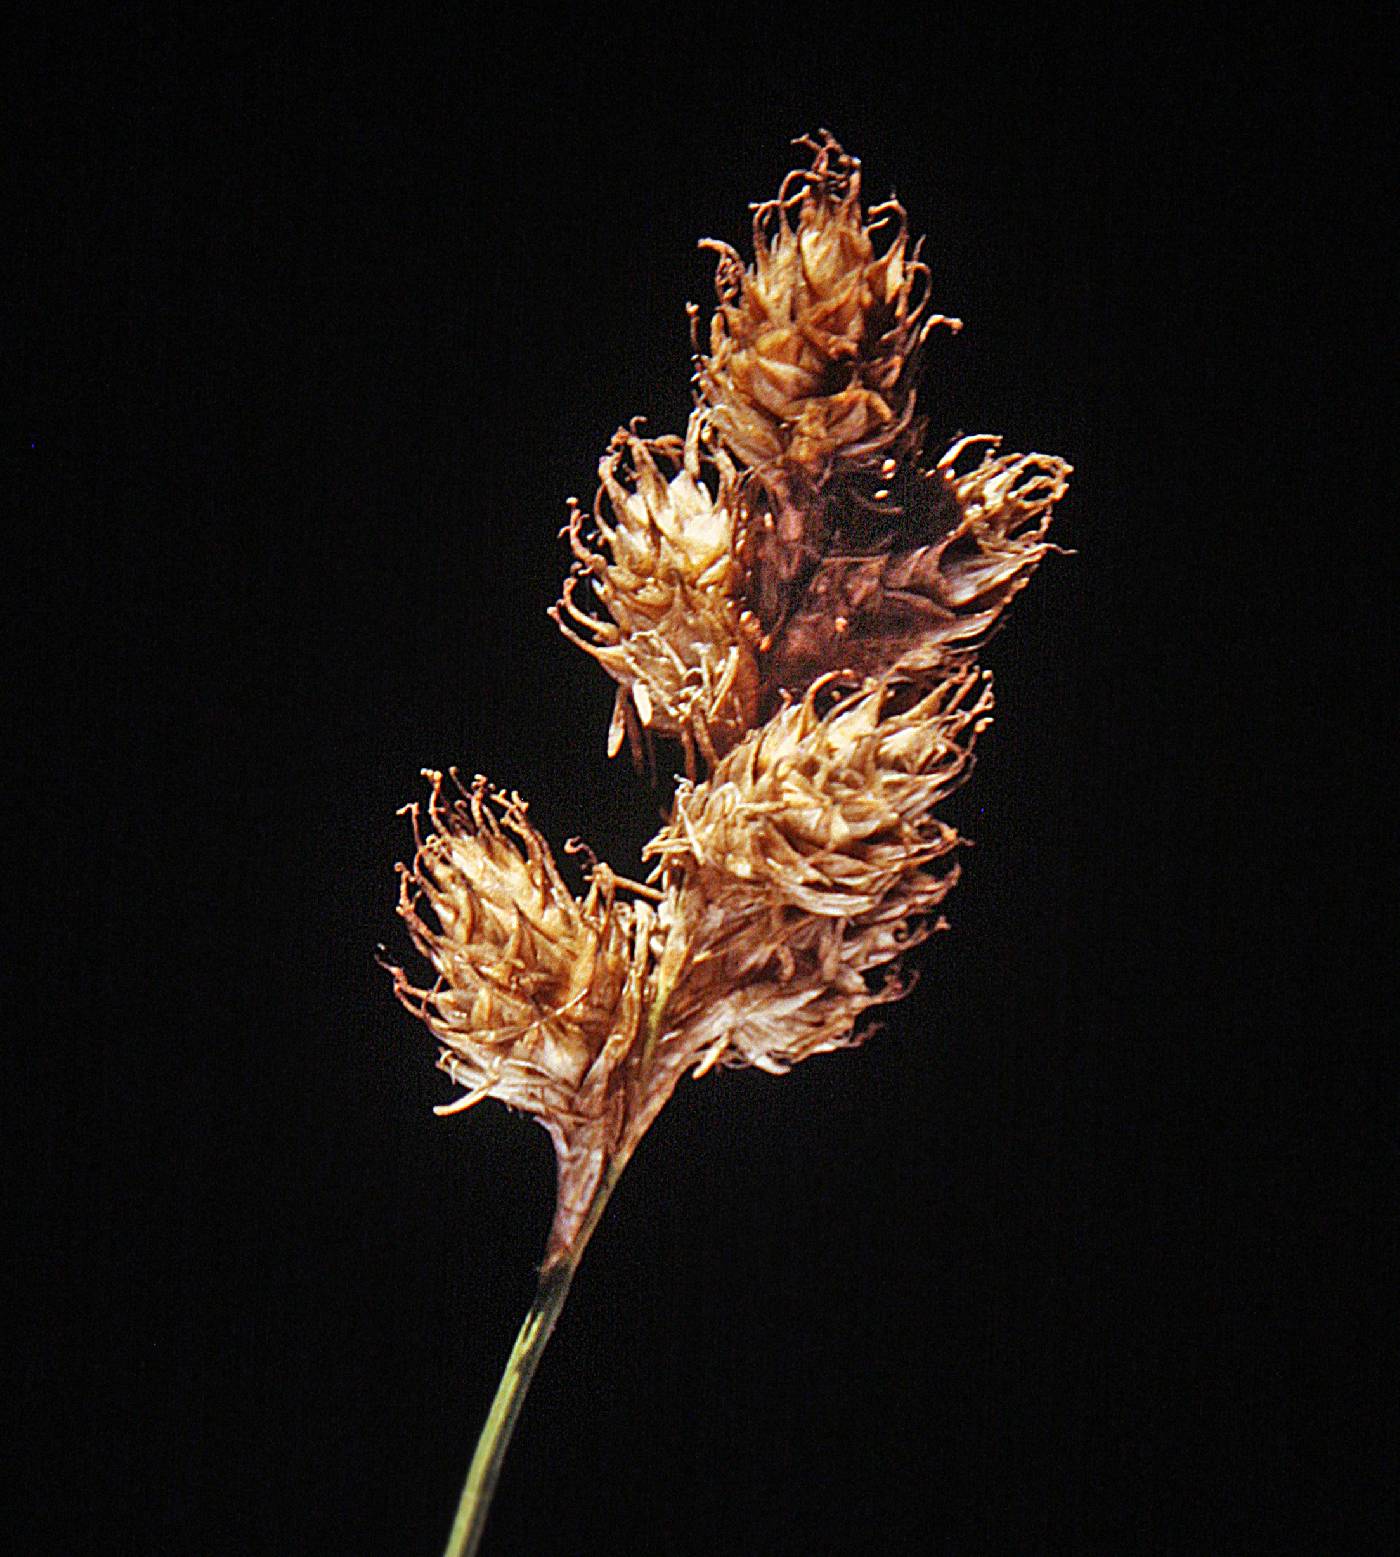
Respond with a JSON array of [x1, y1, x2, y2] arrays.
[[12, 8, 1385, 1555]]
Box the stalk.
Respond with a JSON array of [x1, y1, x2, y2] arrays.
[[441, 1159, 624, 1557]]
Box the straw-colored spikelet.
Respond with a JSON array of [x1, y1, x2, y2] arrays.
[[385, 770, 655, 1252], [695, 131, 955, 482], [646, 666, 992, 1075], [552, 412, 762, 774], [693, 131, 961, 627]]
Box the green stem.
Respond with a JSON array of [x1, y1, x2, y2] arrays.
[[441, 1161, 623, 1557]]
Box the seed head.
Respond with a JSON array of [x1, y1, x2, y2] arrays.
[[695, 131, 956, 483], [552, 412, 761, 774], [386, 770, 653, 1128], [761, 438, 1072, 700], [387, 134, 1072, 1267], [647, 665, 992, 1074]]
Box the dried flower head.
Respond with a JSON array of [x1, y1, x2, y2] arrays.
[[695, 131, 956, 484], [391, 132, 1071, 1217], [761, 437, 1072, 700], [647, 666, 992, 1075], [552, 412, 761, 774], [387, 132, 1072, 1556], [385, 771, 657, 1249], [692, 131, 962, 635], [392, 133, 1070, 1205]]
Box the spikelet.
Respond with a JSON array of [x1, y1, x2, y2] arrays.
[[695, 131, 955, 483], [694, 132, 961, 629], [385, 771, 657, 1248], [552, 412, 761, 774], [761, 438, 1072, 701], [646, 667, 993, 1075]]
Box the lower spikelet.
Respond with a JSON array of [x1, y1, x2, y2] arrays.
[[646, 665, 993, 1074], [385, 770, 653, 1128]]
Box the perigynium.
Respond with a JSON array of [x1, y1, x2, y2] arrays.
[[384, 130, 1070, 1557]]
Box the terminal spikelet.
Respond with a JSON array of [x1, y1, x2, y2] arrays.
[[694, 131, 961, 624], [695, 130, 956, 483]]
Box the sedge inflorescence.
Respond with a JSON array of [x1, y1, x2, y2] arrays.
[[387, 131, 1070, 1257]]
